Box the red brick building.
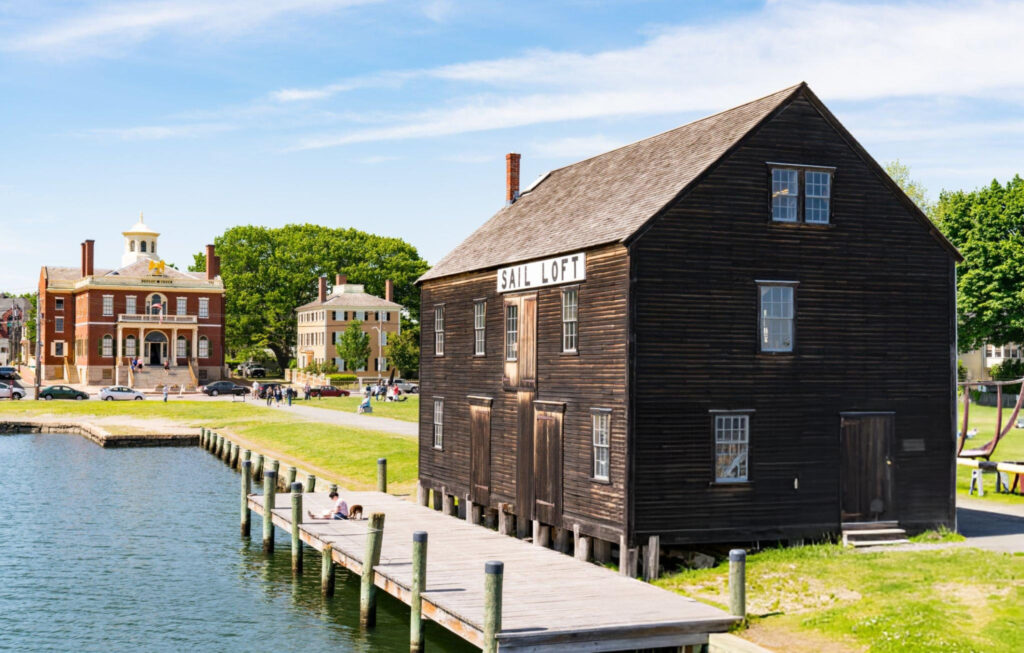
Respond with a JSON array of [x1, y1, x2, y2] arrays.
[[38, 216, 226, 387]]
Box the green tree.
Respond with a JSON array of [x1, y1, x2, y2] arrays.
[[337, 320, 371, 373], [934, 176, 1024, 351], [193, 224, 429, 371], [384, 325, 420, 377], [885, 159, 934, 217], [15, 292, 36, 343]]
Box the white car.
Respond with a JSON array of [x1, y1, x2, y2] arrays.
[[99, 386, 145, 401], [0, 382, 25, 400]]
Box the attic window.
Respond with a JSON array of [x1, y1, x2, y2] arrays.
[[770, 164, 833, 224]]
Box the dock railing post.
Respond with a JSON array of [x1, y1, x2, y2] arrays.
[[263, 469, 277, 553], [410, 531, 427, 652], [417, 482, 429, 507], [329, 483, 338, 496], [360, 512, 386, 628], [322, 543, 335, 597], [291, 482, 303, 574], [483, 561, 503, 653], [241, 459, 252, 537], [377, 458, 387, 493], [270, 459, 281, 490], [305, 474, 316, 493], [729, 549, 747, 621]]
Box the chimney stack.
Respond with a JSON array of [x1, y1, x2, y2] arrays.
[[336, 273, 347, 286], [506, 152, 521, 205], [385, 279, 394, 303], [205, 244, 220, 281], [318, 276, 327, 303], [82, 240, 95, 277]]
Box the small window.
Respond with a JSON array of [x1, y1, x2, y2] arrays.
[[714, 414, 749, 483], [176, 297, 187, 315], [176, 336, 187, 358], [54, 341, 65, 357], [55, 317, 64, 333], [805, 171, 831, 223], [102, 335, 113, 357], [198, 337, 210, 358], [198, 298, 209, 318], [771, 168, 799, 222], [140, 241, 147, 253], [102, 295, 114, 316], [433, 398, 444, 449], [474, 301, 486, 356], [771, 165, 832, 224], [126, 296, 137, 315], [562, 288, 578, 353], [505, 303, 518, 361], [55, 297, 64, 311], [129, 241, 135, 252], [592, 410, 610, 481], [985, 344, 994, 358], [125, 336, 137, 357], [434, 306, 445, 356], [759, 284, 795, 352]]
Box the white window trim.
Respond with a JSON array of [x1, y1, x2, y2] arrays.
[[198, 297, 210, 318], [54, 297, 65, 311], [591, 409, 610, 481], [51, 340, 66, 357], [125, 336, 137, 357], [55, 317, 64, 333], [434, 305, 445, 356], [562, 288, 578, 353], [474, 300, 486, 356], [176, 336, 187, 358], [758, 281, 797, 353], [198, 336, 209, 359], [433, 398, 444, 450], [102, 295, 114, 317], [176, 297, 187, 316], [713, 412, 751, 483], [102, 335, 113, 358], [505, 303, 518, 361], [125, 296, 137, 315]]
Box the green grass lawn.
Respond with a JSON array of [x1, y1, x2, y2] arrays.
[[0, 400, 418, 492], [958, 403, 1024, 503], [299, 394, 420, 423], [657, 543, 1024, 653]]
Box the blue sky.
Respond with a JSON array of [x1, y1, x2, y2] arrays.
[[2, 0, 1023, 292]]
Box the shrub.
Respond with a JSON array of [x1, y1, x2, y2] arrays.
[[288, 359, 298, 369], [989, 358, 1024, 394], [327, 373, 358, 386], [321, 361, 338, 374], [957, 359, 967, 382]]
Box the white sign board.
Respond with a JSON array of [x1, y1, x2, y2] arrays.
[[497, 252, 586, 293]]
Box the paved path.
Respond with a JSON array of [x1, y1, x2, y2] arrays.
[[262, 402, 418, 437], [956, 497, 1024, 553]]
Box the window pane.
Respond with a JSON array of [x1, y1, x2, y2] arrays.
[[506, 304, 518, 361], [474, 302, 486, 355], [805, 170, 831, 224], [760, 285, 794, 351], [771, 169, 799, 222], [562, 289, 578, 352], [714, 415, 749, 482]]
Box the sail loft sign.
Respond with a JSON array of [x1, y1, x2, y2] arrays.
[[497, 252, 587, 293]]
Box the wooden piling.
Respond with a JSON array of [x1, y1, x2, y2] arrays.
[[643, 535, 660, 581], [270, 459, 281, 490], [262, 469, 277, 553], [466, 499, 480, 525], [242, 448, 251, 467], [321, 543, 335, 597], [498, 504, 513, 536], [442, 490, 455, 516], [287, 465, 297, 487], [329, 483, 338, 496], [305, 474, 316, 493], [417, 482, 429, 506], [593, 538, 612, 563], [532, 521, 550, 547], [410, 530, 427, 652], [241, 459, 252, 537], [359, 512, 386, 628], [484, 508, 498, 530], [253, 453, 264, 481], [291, 482, 303, 574], [554, 527, 570, 554], [200, 427, 207, 448], [230, 443, 239, 469], [432, 489, 443, 511], [377, 458, 387, 493], [729, 549, 746, 620], [619, 535, 638, 577], [483, 561, 503, 653]]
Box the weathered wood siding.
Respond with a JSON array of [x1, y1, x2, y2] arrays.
[[629, 95, 956, 544], [419, 244, 630, 539]]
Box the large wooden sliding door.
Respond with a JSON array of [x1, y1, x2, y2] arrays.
[[469, 397, 492, 505], [509, 294, 538, 528], [840, 413, 895, 522], [533, 403, 564, 525]]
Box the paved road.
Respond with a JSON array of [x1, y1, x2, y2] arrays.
[[957, 497, 1024, 553], [261, 401, 418, 438]]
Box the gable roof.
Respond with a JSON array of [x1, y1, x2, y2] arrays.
[[297, 290, 402, 311], [420, 83, 960, 283]]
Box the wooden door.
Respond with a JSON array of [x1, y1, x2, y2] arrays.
[[840, 413, 894, 522], [470, 401, 491, 505], [533, 408, 563, 525], [519, 295, 537, 390]]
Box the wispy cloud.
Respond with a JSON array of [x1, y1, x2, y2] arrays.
[[85, 122, 237, 140], [531, 135, 627, 159], [3, 0, 384, 56]]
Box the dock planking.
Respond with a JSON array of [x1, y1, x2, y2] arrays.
[[249, 490, 735, 651]]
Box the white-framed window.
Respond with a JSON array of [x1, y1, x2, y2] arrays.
[[125, 296, 137, 315], [381, 331, 388, 347], [176, 336, 187, 358], [379, 356, 387, 371], [505, 303, 518, 361], [714, 413, 750, 483], [53, 341, 65, 357], [805, 170, 831, 223], [102, 334, 113, 357], [125, 335, 137, 357], [102, 295, 114, 316], [592, 409, 610, 481], [176, 297, 187, 315], [474, 301, 486, 356], [54, 297, 64, 311], [562, 288, 578, 353], [335, 357, 345, 371], [198, 297, 209, 318], [198, 336, 209, 358], [771, 168, 799, 222], [55, 317, 64, 333], [434, 305, 445, 356], [146, 293, 166, 316], [433, 398, 444, 449], [353, 310, 366, 321], [759, 284, 795, 352]]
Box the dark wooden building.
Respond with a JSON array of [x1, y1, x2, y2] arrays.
[[417, 83, 960, 570]]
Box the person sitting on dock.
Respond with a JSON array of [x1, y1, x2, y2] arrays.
[[308, 491, 348, 520]]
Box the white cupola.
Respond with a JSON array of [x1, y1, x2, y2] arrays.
[[121, 212, 161, 268]]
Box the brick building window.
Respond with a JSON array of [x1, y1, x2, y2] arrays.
[[176, 297, 187, 315], [55, 297, 64, 311], [101, 335, 113, 357], [199, 298, 209, 318], [198, 336, 209, 358], [126, 296, 137, 315], [125, 335, 137, 357], [102, 295, 114, 316], [55, 317, 64, 333]]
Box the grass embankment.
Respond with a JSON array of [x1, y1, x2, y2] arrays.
[[0, 401, 418, 493], [657, 544, 1024, 653], [301, 395, 419, 423], [958, 403, 1024, 503]]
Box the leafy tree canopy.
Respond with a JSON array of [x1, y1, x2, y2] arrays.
[[194, 224, 429, 370], [934, 175, 1024, 351], [885, 159, 934, 217], [337, 320, 371, 373], [384, 325, 419, 377]]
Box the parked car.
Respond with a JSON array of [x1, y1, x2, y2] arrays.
[[246, 365, 267, 378], [99, 386, 145, 401], [257, 383, 282, 399], [0, 366, 18, 380], [0, 382, 25, 400], [394, 379, 419, 394], [310, 385, 350, 398], [201, 381, 249, 397], [40, 385, 90, 401]]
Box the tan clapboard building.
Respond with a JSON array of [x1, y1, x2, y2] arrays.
[[296, 275, 401, 380]]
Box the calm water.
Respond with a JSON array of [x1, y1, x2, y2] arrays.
[[0, 433, 474, 652]]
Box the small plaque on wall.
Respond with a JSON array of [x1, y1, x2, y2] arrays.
[[901, 438, 926, 452]]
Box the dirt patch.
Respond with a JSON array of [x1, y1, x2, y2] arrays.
[[683, 571, 861, 616], [743, 621, 865, 653]]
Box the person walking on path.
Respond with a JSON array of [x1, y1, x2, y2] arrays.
[[286, 386, 293, 406], [162, 385, 168, 402], [303, 382, 310, 401], [274, 386, 282, 407], [265, 387, 273, 407]]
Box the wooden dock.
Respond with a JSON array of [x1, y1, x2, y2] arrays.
[[249, 489, 736, 651]]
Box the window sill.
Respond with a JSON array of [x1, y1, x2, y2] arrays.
[[769, 220, 834, 229], [709, 480, 753, 488], [560, 350, 579, 356], [433, 446, 443, 451], [590, 477, 611, 485]]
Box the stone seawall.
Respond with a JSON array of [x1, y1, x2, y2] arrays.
[[0, 419, 199, 448]]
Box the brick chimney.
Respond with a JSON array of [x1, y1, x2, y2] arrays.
[[506, 152, 521, 205], [205, 244, 220, 280], [336, 273, 347, 286], [82, 240, 95, 277], [385, 279, 394, 303], [318, 276, 327, 303]]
